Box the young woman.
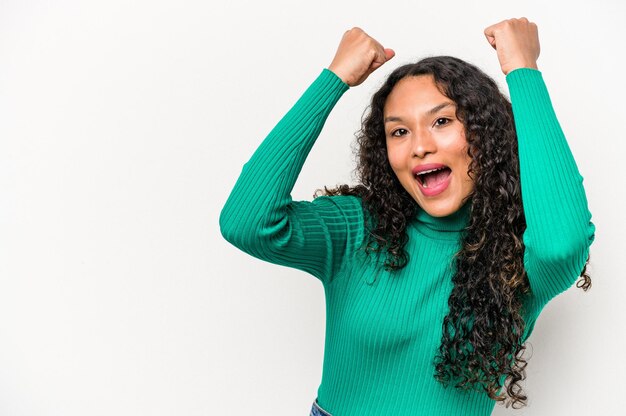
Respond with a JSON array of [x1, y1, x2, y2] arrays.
[[220, 17, 595, 416]]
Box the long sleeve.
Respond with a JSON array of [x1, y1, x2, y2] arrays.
[[219, 68, 365, 285], [506, 68, 596, 304]]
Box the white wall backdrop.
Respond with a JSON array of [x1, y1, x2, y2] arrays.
[[1, 0, 624, 415]]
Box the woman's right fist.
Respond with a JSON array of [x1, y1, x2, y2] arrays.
[[328, 27, 395, 87]]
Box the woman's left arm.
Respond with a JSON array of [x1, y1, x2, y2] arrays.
[[485, 18, 596, 304]]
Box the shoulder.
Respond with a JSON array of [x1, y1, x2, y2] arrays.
[[311, 193, 365, 222], [311, 194, 369, 250]]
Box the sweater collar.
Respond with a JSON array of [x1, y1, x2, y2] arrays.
[[410, 199, 472, 241]]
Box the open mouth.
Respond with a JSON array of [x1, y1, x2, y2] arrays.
[[414, 166, 452, 188]]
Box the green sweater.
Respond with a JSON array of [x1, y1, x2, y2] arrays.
[[219, 67, 596, 415]]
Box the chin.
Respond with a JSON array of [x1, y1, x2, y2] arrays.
[[417, 198, 461, 217]]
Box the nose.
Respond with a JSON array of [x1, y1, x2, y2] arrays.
[[411, 128, 436, 158]]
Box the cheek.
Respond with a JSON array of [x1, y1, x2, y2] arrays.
[[385, 142, 405, 171], [451, 135, 472, 174], [457, 149, 471, 171]]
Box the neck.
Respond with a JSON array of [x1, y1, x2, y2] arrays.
[[411, 199, 472, 241]]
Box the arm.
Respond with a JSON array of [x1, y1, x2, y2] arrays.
[[219, 28, 395, 285], [219, 69, 361, 285], [507, 68, 595, 303], [485, 18, 595, 303]]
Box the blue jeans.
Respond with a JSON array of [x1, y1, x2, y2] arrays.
[[309, 397, 333, 416]]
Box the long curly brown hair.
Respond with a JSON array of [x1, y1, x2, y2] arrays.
[[315, 56, 592, 409]]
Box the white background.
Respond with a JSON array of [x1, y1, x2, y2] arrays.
[[1, 0, 625, 415]]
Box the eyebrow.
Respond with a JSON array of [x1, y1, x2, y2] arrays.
[[384, 102, 455, 124]]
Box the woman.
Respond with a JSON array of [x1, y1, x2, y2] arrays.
[[220, 17, 595, 416]]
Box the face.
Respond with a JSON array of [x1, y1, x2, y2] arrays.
[[383, 75, 474, 217]]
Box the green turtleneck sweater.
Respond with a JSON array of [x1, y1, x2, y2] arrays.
[[219, 67, 596, 415]]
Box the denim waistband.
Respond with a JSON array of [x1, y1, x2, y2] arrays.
[[309, 397, 332, 416]]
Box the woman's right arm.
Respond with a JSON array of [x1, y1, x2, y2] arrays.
[[219, 28, 394, 285]]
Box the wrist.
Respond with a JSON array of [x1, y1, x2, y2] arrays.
[[506, 62, 539, 75], [324, 68, 349, 88], [327, 65, 350, 86]]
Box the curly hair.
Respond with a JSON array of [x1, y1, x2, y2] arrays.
[[315, 56, 592, 409]]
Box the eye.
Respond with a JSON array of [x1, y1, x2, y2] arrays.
[[435, 117, 451, 127], [391, 128, 408, 137]]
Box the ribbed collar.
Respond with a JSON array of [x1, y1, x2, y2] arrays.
[[410, 199, 472, 241]]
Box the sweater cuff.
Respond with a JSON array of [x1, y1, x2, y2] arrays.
[[309, 68, 350, 100], [283, 68, 349, 124], [505, 68, 541, 82], [504, 67, 557, 142], [323, 68, 350, 90], [505, 67, 545, 96]]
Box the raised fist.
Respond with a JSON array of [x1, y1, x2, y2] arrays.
[[328, 27, 395, 87], [484, 17, 541, 75]]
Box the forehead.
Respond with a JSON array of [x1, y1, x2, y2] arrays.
[[384, 75, 449, 111]]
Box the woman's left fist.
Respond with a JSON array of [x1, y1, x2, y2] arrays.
[[484, 17, 540, 75]]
